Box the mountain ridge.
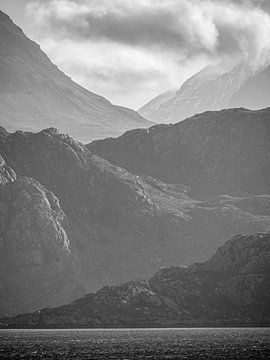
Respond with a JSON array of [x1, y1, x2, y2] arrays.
[[88, 107, 270, 199], [0, 10, 152, 143], [1, 232, 269, 328], [1, 121, 270, 316]]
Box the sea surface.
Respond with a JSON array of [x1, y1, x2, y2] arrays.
[[0, 328, 269, 359]]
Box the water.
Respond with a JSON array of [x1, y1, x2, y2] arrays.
[[0, 328, 269, 359]]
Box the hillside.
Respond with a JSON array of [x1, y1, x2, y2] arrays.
[[1, 125, 270, 316], [230, 65, 270, 110], [88, 108, 270, 198], [0, 11, 152, 143], [139, 63, 252, 123], [2, 233, 269, 327]]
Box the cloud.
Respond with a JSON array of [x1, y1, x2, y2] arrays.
[[25, 0, 270, 108]]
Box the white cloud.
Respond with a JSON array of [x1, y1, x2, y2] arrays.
[[25, 0, 270, 108]]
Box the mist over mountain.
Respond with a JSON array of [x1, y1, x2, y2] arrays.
[[0, 3, 270, 333], [2, 233, 269, 328], [139, 62, 270, 123], [230, 64, 270, 109], [0, 10, 152, 143]]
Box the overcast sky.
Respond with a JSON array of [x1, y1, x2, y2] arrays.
[[1, 0, 270, 109]]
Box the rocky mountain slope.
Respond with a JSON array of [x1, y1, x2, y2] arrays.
[[88, 108, 270, 199], [0, 156, 85, 317], [139, 63, 253, 123], [2, 233, 269, 328], [1, 123, 270, 317], [230, 65, 270, 110], [0, 10, 152, 143]]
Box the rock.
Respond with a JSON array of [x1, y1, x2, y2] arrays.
[[0, 164, 84, 316]]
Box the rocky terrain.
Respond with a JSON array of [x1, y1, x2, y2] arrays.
[[139, 63, 254, 123], [0, 11, 152, 143], [0, 156, 84, 317], [0, 122, 270, 316], [2, 233, 269, 328], [88, 108, 270, 198], [230, 65, 270, 110]]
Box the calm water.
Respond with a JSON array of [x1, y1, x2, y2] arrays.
[[0, 328, 269, 359]]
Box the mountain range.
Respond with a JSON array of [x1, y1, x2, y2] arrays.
[[2, 232, 269, 327], [139, 62, 270, 123], [0, 10, 152, 143], [88, 108, 270, 198], [0, 9, 270, 326], [1, 108, 270, 317]]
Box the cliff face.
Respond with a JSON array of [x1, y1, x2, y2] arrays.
[[0, 11, 152, 143], [2, 233, 269, 327], [0, 156, 84, 316], [139, 63, 253, 123], [88, 108, 270, 198], [1, 125, 270, 316]]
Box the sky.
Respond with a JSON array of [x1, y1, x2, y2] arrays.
[[1, 0, 270, 109]]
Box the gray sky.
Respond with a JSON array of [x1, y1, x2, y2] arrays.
[[1, 0, 270, 109]]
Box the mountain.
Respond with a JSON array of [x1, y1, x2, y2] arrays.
[[0, 156, 84, 317], [2, 233, 269, 328], [1, 124, 270, 316], [139, 63, 253, 123], [88, 108, 270, 199], [0, 11, 152, 143], [230, 65, 270, 110]]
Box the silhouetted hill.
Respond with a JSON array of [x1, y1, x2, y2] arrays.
[[2, 233, 269, 327]]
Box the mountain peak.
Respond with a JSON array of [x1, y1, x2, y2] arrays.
[[0, 11, 152, 143]]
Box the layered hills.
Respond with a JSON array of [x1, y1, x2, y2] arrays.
[[88, 108, 270, 199], [0, 11, 152, 143], [1, 120, 270, 316], [2, 233, 269, 327]]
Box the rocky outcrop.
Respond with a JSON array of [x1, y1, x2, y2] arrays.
[[0, 10, 152, 143], [139, 63, 253, 123], [0, 157, 84, 316], [88, 108, 270, 198], [2, 233, 269, 327]]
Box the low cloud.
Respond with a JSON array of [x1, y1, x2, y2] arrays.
[[25, 0, 270, 108]]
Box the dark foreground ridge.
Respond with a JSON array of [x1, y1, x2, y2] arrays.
[[1, 233, 269, 328]]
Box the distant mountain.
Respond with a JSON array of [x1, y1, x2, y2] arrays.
[[0, 11, 152, 143], [88, 108, 270, 199], [1, 124, 270, 316], [139, 63, 254, 123], [230, 65, 270, 110], [2, 233, 269, 328]]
